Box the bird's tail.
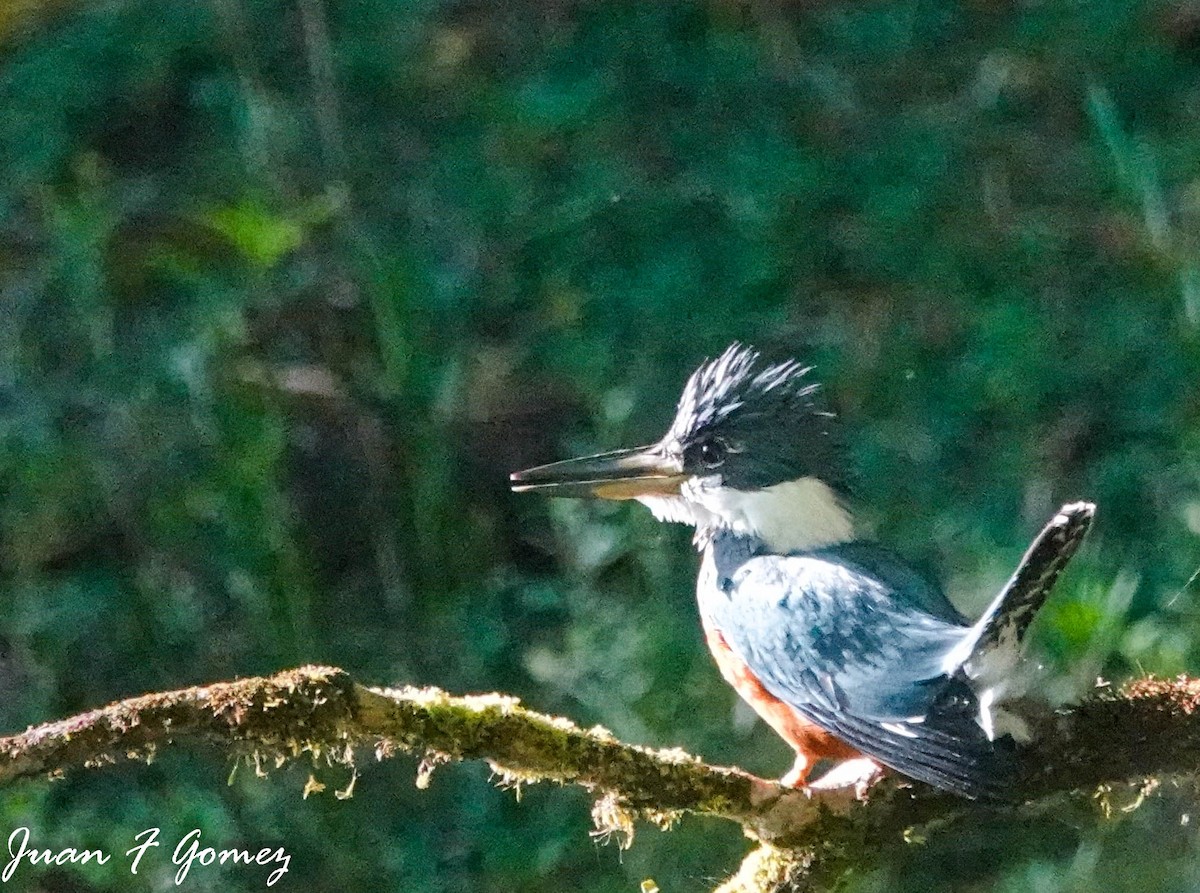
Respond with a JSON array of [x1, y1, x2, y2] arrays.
[[962, 502, 1095, 677]]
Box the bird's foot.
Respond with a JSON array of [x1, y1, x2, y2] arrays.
[[778, 753, 811, 789], [809, 757, 883, 800]]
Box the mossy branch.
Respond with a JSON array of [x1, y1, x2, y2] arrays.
[[4, 666, 1200, 885], [1, 502, 1192, 892], [0, 665, 797, 826]]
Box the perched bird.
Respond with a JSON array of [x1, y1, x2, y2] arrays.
[[511, 344, 1092, 800]]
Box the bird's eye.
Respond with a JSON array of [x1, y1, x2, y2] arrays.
[[697, 438, 728, 468]]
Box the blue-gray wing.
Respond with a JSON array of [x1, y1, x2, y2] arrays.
[[706, 547, 1012, 799]]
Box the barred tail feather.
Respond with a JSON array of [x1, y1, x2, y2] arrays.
[[964, 502, 1095, 677]]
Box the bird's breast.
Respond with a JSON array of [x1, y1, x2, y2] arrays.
[[696, 543, 859, 763], [701, 620, 859, 763]]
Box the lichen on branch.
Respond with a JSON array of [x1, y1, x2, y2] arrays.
[[1, 503, 1196, 892], [3, 666, 1200, 891]]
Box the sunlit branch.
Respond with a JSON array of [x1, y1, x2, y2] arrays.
[[3, 504, 1191, 893]]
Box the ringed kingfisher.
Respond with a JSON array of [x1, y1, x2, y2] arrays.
[[510, 344, 1091, 800]]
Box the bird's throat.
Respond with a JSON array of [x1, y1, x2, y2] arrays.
[[638, 476, 855, 554]]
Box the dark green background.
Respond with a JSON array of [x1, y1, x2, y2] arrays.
[[4, 1, 1200, 889]]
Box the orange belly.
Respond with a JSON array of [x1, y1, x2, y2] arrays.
[[703, 622, 860, 771]]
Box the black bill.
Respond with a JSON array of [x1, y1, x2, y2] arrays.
[[510, 444, 685, 499]]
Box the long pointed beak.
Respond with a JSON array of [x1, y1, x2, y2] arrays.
[[510, 444, 686, 500]]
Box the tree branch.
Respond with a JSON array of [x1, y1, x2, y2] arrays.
[[0, 664, 827, 834], [4, 503, 1188, 893], [3, 665, 1200, 888]]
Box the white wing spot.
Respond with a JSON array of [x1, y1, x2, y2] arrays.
[[880, 721, 919, 739]]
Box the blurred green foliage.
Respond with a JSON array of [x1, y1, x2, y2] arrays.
[[4, 0, 1200, 889]]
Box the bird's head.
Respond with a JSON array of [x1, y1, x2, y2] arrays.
[[510, 344, 854, 552]]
